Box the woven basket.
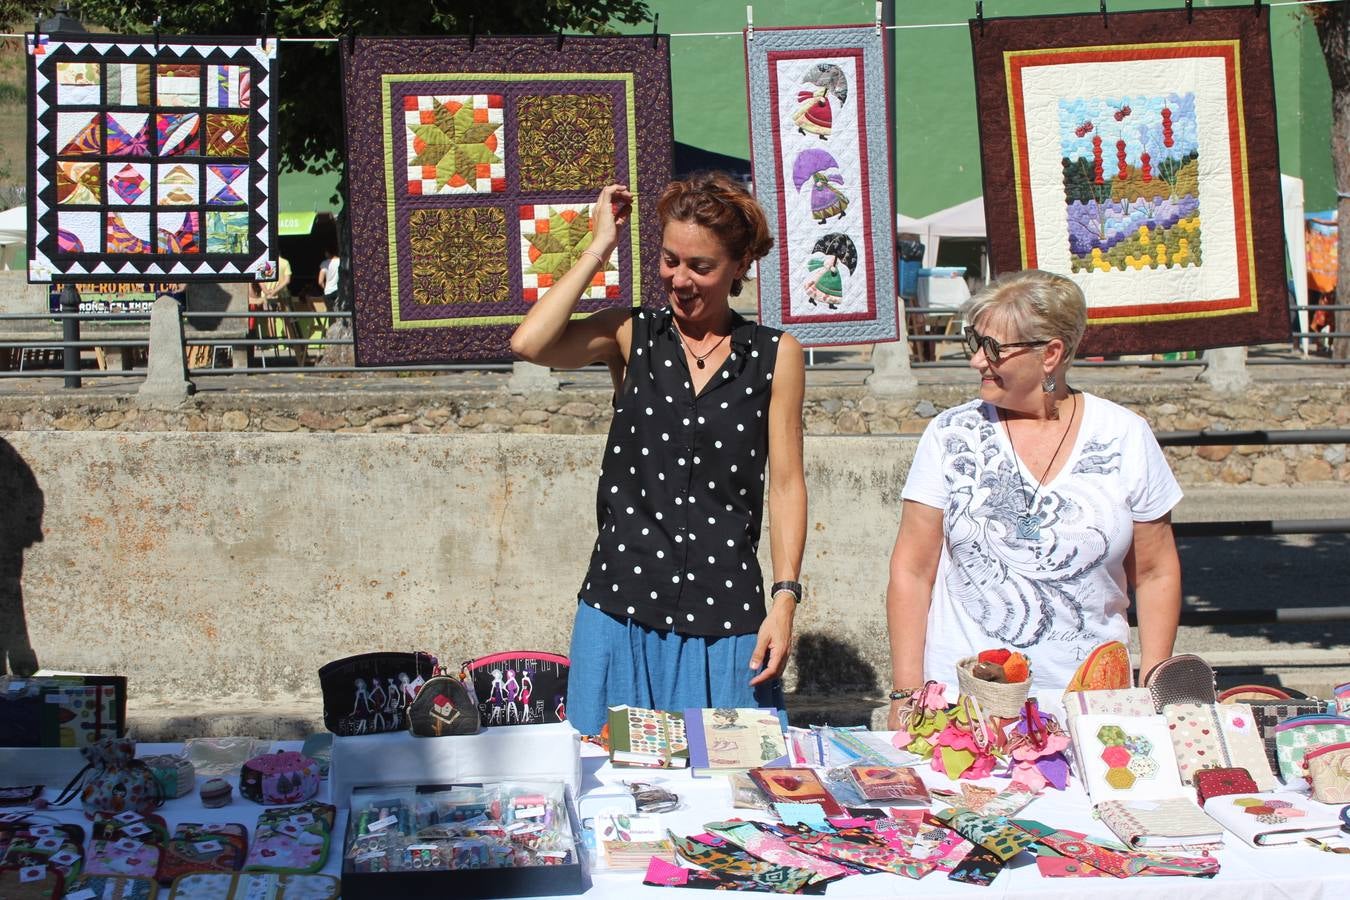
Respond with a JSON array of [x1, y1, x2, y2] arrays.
[[956, 656, 1031, 718]]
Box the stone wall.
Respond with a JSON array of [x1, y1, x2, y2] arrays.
[[3, 378, 1348, 486]]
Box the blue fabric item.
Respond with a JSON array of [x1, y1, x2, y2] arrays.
[[566, 601, 783, 735]]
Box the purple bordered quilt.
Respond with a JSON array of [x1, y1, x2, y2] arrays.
[[26, 32, 278, 283], [340, 36, 673, 365], [971, 6, 1289, 356], [744, 25, 899, 348]]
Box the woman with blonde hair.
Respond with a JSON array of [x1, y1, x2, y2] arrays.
[[885, 270, 1181, 723], [512, 174, 807, 734]]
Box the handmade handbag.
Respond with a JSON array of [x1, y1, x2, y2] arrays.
[[407, 673, 480, 737], [1194, 766, 1258, 806], [1141, 654, 1216, 711], [0, 863, 64, 899], [1162, 702, 1275, 790], [1273, 715, 1350, 782], [317, 651, 437, 735], [0, 822, 85, 880], [64, 874, 158, 899], [1245, 698, 1329, 771], [238, 751, 320, 805], [461, 650, 570, 726], [1304, 741, 1350, 803]]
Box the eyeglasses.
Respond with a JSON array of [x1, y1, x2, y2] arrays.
[[962, 326, 1049, 364]]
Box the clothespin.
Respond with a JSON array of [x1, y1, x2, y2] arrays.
[[874, 0, 882, 36], [32, 14, 40, 44], [1185, 0, 1193, 25], [260, 9, 271, 56], [651, 13, 659, 49], [746, 5, 754, 42], [469, 15, 476, 51], [344, 32, 355, 56], [1100, 1, 1108, 29], [1254, 0, 1263, 17], [152, 16, 162, 51], [556, 28, 564, 51], [976, 1, 984, 34]]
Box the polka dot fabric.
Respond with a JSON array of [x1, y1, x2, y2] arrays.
[[578, 307, 782, 636]]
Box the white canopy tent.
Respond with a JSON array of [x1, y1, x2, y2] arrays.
[[0, 205, 25, 271]]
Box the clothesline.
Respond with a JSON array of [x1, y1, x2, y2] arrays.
[[0, 0, 1339, 43]]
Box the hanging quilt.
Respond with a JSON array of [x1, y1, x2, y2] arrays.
[[26, 32, 278, 282], [745, 25, 899, 348], [341, 36, 673, 365], [971, 5, 1288, 356]]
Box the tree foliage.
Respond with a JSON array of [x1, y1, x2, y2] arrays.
[[36, 1, 651, 174]]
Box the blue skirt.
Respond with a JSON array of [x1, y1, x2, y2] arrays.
[[566, 602, 783, 734]]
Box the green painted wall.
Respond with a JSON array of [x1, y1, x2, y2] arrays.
[[629, 0, 1334, 218]]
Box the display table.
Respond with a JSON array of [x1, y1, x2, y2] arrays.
[[13, 738, 1349, 899]]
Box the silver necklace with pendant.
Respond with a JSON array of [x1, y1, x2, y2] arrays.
[[1005, 393, 1077, 541]]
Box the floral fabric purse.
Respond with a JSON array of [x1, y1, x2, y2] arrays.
[[1304, 742, 1350, 803]]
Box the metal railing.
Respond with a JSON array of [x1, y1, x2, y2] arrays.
[[3, 301, 1350, 384]]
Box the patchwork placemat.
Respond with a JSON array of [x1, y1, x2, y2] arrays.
[[744, 25, 899, 348], [341, 36, 673, 365], [26, 32, 278, 283], [971, 6, 1288, 356]]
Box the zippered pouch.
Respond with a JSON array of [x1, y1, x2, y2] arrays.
[[316, 651, 437, 736], [1273, 717, 1350, 782], [1304, 741, 1350, 803], [461, 650, 570, 726]]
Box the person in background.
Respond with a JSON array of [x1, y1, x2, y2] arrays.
[[885, 269, 1182, 725], [511, 173, 807, 735], [317, 248, 340, 302]]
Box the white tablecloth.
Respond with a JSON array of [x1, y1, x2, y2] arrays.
[[17, 740, 1350, 898]]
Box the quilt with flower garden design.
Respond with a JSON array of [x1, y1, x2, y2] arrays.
[[971, 6, 1288, 356]]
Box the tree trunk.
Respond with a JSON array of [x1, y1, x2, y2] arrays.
[[1315, 7, 1350, 359]]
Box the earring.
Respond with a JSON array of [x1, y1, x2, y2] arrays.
[[1042, 373, 1057, 393]]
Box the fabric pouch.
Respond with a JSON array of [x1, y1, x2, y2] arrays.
[[1141, 654, 1216, 711], [1305, 742, 1350, 803], [1162, 702, 1275, 790], [1335, 682, 1350, 716], [0, 823, 85, 880], [407, 673, 480, 736], [461, 650, 570, 726], [85, 838, 161, 879], [1194, 767, 1258, 806], [64, 874, 158, 898], [1273, 716, 1350, 782], [167, 872, 341, 899], [156, 823, 248, 885], [242, 801, 335, 875], [238, 751, 320, 805], [55, 737, 164, 820], [316, 651, 437, 735], [1064, 641, 1133, 692], [0, 863, 64, 899], [1245, 699, 1329, 772]]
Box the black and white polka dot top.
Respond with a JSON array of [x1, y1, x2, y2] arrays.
[[576, 306, 784, 637]]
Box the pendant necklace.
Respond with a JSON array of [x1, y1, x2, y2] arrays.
[[674, 320, 730, 369], [1004, 393, 1077, 541]]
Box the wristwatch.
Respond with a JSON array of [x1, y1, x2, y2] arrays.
[[770, 580, 802, 603]]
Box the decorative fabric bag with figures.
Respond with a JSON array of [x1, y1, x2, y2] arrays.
[[317, 651, 437, 736], [51, 736, 163, 819], [461, 651, 570, 726]]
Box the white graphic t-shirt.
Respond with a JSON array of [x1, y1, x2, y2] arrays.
[[901, 393, 1182, 696]]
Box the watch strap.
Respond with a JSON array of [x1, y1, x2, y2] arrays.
[[770, 580, 802, 603]]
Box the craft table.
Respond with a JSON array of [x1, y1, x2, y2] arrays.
[[16, 739, 1349, 899]]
